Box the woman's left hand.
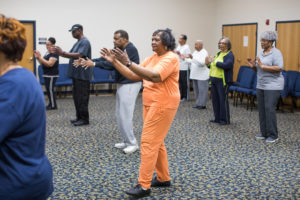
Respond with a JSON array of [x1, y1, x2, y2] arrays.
[[256, 57, 263, 69], [112, 48, 130, 65], [100, 48, 116, 63]]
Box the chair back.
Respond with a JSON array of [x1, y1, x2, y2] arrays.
[[238, 67, 255, 89]]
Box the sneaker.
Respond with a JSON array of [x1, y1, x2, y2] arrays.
[[266, 137, 278, 143], [125, 184, 151, 198], [123, 145, 139, 154], [151, 176, 171, 187], [180, 98, 187, 102], [255, 135, 266, 140], [114, 143, 126, 149]]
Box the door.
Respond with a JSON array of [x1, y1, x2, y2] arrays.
[[276, 21, 300, 72], [18, 21, 36, 74], [223, 23, 257, 81]]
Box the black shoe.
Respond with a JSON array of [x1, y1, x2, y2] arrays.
[[70, 119, 79, 124], [199, 106, 206, 109], [219, 120, 229, 125], [151, 177, 171, 187], [46, 105, 57, 110], [125, 184, 151, 198], [210, 119, 219, 123], [73, 120, 89, 126], [192, 105, 200, 109]]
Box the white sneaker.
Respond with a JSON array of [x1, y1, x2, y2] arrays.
[[114, 143, 126, 149], [123, 145, 139, 154]]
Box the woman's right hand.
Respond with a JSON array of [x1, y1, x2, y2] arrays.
[[247, 58, 255, 68], [33, 50, 41, 59]]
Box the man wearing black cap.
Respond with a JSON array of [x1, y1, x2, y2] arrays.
[[54, 24, 92, 126]]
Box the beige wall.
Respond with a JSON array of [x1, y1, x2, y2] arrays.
[[1, 0, 216, 65], [1, 0, 300, 64], [213, 0, 300, 55]]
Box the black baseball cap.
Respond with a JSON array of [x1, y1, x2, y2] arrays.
[[69, 24, 83, 32]]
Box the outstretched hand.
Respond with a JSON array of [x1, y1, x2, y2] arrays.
[[100, 48, 116, 63], [112, 48, 130, 65], [33, 50, 41, 59], [247, 58, 256, 68], [73, 58, 85, 68]]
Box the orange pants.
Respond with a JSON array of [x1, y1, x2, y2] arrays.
[[138, 105, 178, 189]]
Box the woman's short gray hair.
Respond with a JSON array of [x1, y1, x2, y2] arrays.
[[260, 31, 278, 41]]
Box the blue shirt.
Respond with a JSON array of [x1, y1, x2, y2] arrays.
[[67, 36, 93, 80], [0, 68, 53, 200]]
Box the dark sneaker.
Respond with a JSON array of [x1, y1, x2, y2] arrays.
[[125, 184, 151, 198], [70, 119, 79, 124], [266, 137, 278, 143], [73, 120, 89, 126], [151, 177, 171, 187], [255, 135, 266, 140], [210, 119, 219, 123]]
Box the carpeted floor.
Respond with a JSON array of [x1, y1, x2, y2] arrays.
[[46, 93, 299, 199]]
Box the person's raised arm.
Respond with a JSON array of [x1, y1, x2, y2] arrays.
[[256, 57, 282, 73], [100, 48, 142, 81], [112, 48, 162, 82], [33, 50, 57, 67], [52, 46, 82, 59]]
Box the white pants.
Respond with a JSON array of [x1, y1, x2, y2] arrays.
[[116, 82, 141, 145], [192, 79, 209, 107]]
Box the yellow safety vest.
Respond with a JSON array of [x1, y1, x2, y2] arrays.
[[209, 51, 231, 86]]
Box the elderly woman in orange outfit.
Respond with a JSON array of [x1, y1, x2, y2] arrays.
[[100, 28, 180, 199]]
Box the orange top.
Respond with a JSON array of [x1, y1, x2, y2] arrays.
[[141, 51, 180, 109]]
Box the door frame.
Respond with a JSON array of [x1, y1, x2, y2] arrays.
[[222, 23, 258, 57], [20, 20, 36, 75], [276, 20, 300, 71], [275, 20, 300, 47]]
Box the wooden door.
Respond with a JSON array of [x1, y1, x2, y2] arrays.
[[18, 21, 36, 74], [223, 24, 257, 81], [276, 21, 300, 72]]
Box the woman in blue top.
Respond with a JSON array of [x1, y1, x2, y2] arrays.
[[206, 37, 234, 125], [247, 31, 284, 143], [0, 14, 53, 199]]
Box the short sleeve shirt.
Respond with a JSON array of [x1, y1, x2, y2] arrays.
[[141, 51, 180, 109], [67, 37, 92, 80], [256, 47, 284, 90], [42, 53, 59, 76]]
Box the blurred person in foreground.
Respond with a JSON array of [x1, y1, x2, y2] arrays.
[[0, 14, 53, 200], [247, 31, 284, 143], [101, 28, 180, 199]]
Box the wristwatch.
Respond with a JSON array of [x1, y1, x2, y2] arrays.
[[126, 61, 132, 67]]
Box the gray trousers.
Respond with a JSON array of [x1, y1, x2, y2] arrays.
[[256, 89, 281, 139], [192, 79, 209, 107], [116, 82, 141, 145]]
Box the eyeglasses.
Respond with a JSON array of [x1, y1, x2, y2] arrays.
[[218, 42, 227, 45]]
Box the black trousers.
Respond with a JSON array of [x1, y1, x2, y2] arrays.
[[179, 70, 188, 99], [72, 78, 90, 122], [256, 89, 281, 139], [210, 77, 230, 124], [44, 76, 57, 108]]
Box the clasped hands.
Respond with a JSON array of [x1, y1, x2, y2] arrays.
[[72, 48, 130, 70], [247, 57, 262, 69]]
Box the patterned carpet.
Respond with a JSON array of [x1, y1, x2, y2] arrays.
[[46, 93, 299, 199]]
